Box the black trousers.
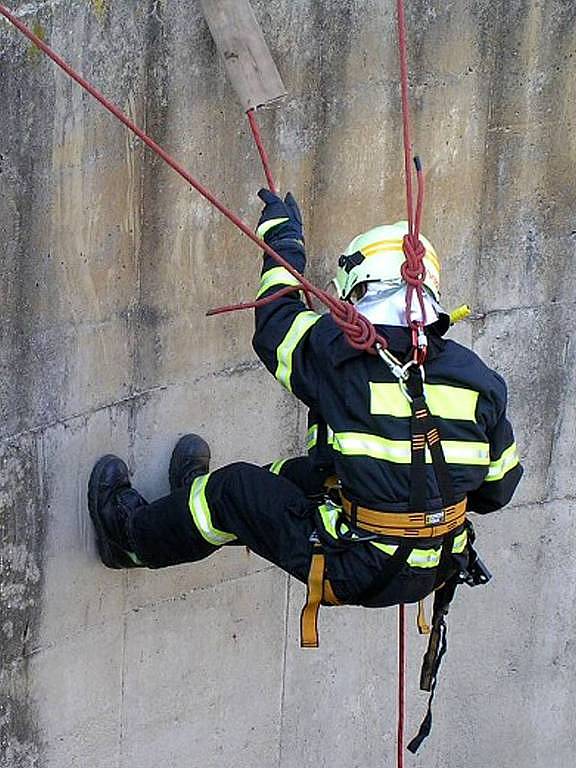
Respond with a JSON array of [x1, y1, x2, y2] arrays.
[[127, 460, 460, 607]]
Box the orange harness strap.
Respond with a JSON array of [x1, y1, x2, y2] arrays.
[[300, 545, 341, 648], [341, 495, 467, 539]]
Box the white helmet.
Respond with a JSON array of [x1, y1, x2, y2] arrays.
[[333, 221, 441, 302]]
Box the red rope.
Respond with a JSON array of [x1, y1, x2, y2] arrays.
[[395, 3, 428, 766], [245, 108, 314, 310], [0, 4, 384, 354], [246, 108, 277, 194], [396, 0, 415, 236], [397, 605, 406, 768], [396, 0, 428, 361]]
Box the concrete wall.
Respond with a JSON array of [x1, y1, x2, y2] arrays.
[[1, 0, 574, 766]]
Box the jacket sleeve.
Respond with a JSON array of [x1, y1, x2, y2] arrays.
[[468, 378, 523, 514], [252, 237, 327, 410]]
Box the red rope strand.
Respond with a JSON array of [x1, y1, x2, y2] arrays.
[[397, 605, 406, 768], [0, 4, 385, 354], [246, 108, 277, 194], [245, 108, 314, 309], [396, 0, 428, 360], [396, 0, 415, 237], [395, 3, 428, 766]]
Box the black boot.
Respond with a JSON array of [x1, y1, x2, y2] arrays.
[[168, 434, 211, 492], [88, 455, 148, 569]]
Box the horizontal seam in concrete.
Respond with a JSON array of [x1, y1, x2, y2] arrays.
[[277, 575, 291, 768], [126, 564, 277, 613], [487, 120, 569, 132], [0, 359, 264, 445], [21, 565, 276, 659], [0, 383, 170, 445], [472, 299, 576, 319], [497, 493, 575, 514]]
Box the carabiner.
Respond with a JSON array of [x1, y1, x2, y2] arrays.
[[376, 343, 407, 382], [398, 360, 425, 403]]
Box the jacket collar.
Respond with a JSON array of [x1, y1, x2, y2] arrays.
[[329, 324, 446, 367]]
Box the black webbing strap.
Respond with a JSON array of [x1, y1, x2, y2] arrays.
[[317, 420, 328, 449], [349, 499, 358, 528], [407, 575, 460, 753], [409, 394, 428, 510], [406, 368, 456, 509], [359, 542, 412, 603]]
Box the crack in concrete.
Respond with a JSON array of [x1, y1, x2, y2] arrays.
[[472, 299, 576, 318], [118, 610, 128, 768], [0, 358, 264, 446], [498, 493, 576, 514], [125, 564, 276, 614], [21, 564, 276, 659], [277, 574, 291, 768]]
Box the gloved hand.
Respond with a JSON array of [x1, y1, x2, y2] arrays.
[[256, 188, 304, 247]]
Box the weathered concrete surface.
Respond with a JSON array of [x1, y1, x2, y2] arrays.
[[0, 0, 575, 766]]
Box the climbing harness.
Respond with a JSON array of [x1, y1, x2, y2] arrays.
[[340, 496, 467, 539]]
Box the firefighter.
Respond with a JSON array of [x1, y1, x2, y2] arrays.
[[88, 189, 523, 627]]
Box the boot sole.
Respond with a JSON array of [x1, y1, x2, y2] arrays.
[[88, 455, 134, 569]]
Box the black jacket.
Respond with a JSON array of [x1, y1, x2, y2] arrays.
[[253, 236, 523, 516]]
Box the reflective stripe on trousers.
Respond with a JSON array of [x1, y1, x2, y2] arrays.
[[188, 473, 237, 546]]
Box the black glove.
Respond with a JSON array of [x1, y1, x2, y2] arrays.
[[256, 188, 304, 247]]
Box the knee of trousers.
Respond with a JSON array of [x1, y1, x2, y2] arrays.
[[213, 461, 296, 495], [209, 461, 315, 518]]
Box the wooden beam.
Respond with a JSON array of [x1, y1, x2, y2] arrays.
[[199, 0, 287, 111]]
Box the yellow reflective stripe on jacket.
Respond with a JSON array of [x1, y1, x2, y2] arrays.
[[407, 547, 442, 568], [372, 534, 467, 567], [332, 432, 490, 465], [452, 529, 468, 554], [188, 474, 237, 546], [369, 382, 479, 422], [256, 267, 301, 299], [320, 503, 467, 569], [371, 541, 441, 567], [269, 459, 287, 475], [256, 216, 289, 239], [307, 424, 318, 451], [486, 442, 520, 482], [307, 424, 335, 451], [318, 503, 351, 539], [275, 311, 321, 392], [370, 540, 399, 556]]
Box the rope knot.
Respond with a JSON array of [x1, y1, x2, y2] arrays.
[[400, 233, 427, 286], [329, 299, 383, 352]]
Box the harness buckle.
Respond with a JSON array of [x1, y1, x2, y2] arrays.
[[424, 510, 445, 526]]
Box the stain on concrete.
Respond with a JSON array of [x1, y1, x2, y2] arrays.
[[25, 22, 46, 64], [90, 0, 108, 23], [0, 438, 44, 767]]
